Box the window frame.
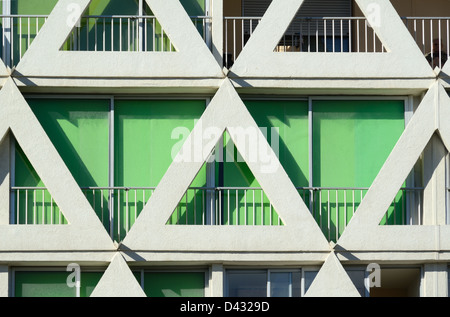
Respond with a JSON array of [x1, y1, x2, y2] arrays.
[[133, 267, 209, 297], [224, 268, 306, 297], [11, 266, 106, 297]]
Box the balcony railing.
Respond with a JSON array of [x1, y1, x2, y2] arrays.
[[64, 15, 211, 52], [0, 14, 211, 67], [1, 15, 448, 69], [223, 16, 450, 69], [0, 15, 48, 68], [11, 186, 424, 243]]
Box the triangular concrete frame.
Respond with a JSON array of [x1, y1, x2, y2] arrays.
[[338, 81, 450, 251], [0, 77, 115, 251], [121, 79, 330, 252], [15, 0, 223, 78], [304, 252, 361, 297], [230, 0, 435, 79], [90, 253, 146, 297]]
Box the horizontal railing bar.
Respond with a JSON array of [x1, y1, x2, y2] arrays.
[[11, 186, 425, 191], [0, 14, 48, 18], [0, 14, 210, 19]]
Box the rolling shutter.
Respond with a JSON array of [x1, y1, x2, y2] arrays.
[[242, 0, 352, 35], [242, 0, 351, 17]]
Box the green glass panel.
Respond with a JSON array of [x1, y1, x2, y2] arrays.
[[217, 100, 308, 226], [144, 272, 205, 297], [87, 0, 140, 15], [14, 271, 102, 297], [14, 271, 76, 297], [245, 100, 309, 187], [114, 100, 206, 231], [12, 0, 58, 14], [180, 0, 205, 16], [10, 0, 57, 64], [80, 272, 103, 297], [29, 99, 110, 188], [312, 100, 404, 240], [15, 99, 110, 226]]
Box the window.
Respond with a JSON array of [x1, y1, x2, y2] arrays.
[[13, 269, 103, 297], [134, 270, 207, 297], [12, 97, 206, 241], [225, 269, 303, 297]]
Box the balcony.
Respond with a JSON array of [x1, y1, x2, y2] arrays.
[[0, 15, 448, 70], [0, 14, 211, 67], [223, 16, 450, 69], [10, 185, 424, 243]]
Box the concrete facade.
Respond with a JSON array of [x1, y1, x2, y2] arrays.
[[0, 0, 449, 297]]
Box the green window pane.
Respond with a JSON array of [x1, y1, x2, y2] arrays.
[[217, 100, 308, 225], [10, 0, 57, 63], [144, 272, 205, 297], [80, 272, 103, 298], [180, 0, 205, 16], [115, 100, 205, 229], [312, 100, 405, 239], [87, 0, 140, 15], [15, 99, 109, 226], [312, 100, 404, 187], [14, 271, 103, 297], [227, 271, 267, 297], [14, 271, 76, 297], [12, 0, 58, 14], [245, 100, 309, 187], [29, 99, 110, 188], [114, 100, 205, 188]]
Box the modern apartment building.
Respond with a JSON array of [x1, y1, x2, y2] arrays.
[[0, 0, 449, 297]]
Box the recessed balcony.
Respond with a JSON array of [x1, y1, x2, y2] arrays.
[[10, 185, 424, 243], [223, 16, 449, 69], [0, 14, 448, 70]]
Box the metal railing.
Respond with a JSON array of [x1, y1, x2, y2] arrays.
[[11, 185, 424, 243], [10, 186, 156, 242], [0, 14, 211, 67], [223, 16, 450, 69], [0, 15, 48, 67], [402, 17, 450, 69], [64, 15, 211, 52], [168, 187, 282, 226], [298, 187, 424, 242], [1, 15, 449, 69]]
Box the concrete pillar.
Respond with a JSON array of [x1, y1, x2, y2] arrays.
[[0, 266, 9, 297], [0, 133, 10, 225], [422, 134, 447, 225], [208, 264, 224, 297], [211, 0, 223, 68], [422, 264, 448, 297]]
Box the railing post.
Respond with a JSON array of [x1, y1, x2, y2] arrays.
[[2, 2, 12, 68]]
